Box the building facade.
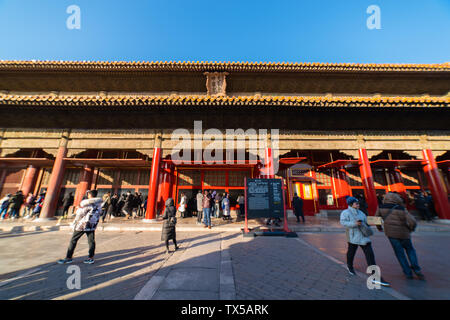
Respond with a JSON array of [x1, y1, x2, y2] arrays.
[[0, 60, 449, 220]]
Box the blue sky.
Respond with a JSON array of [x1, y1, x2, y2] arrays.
[[0, 0, 449, 63]]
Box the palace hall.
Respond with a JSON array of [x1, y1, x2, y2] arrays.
[[0, 60, 449, 220]]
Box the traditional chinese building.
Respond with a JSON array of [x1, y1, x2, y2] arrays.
[[0, 60, 449, 220]]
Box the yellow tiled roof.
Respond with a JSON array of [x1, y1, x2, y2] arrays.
[[0, 60, 449, 72], [0, 94, 448, 107]]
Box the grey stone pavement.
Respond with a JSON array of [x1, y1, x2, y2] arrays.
[[0, 226, 449, 300]]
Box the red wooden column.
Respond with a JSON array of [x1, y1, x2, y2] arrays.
[[263, 147, 275, 178], [145, 147, 162, 221], [336, 167, 351, 208], [358, 149, 378, 216], [73, 165, 94, 207], [39, 146, 68, 220], [422, 149, 450, 220], [20, 165, 39, 196]]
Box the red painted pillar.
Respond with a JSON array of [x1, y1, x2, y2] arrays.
[[422, 149, 450, 220], [20, 165, 39, 196], [74, 165, 94, 207], [336, 167, 351, 208], [145, 147, 162, 221], [39, 146, 68, 220], [358, 149, 378, 216], [262, 148, 275, 178]]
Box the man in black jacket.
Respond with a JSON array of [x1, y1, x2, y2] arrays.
[[292, 193, 305, 223]]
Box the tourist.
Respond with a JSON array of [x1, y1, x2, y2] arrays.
[[375, 192, 424, 280], [0, 194, 12, 219], [214, 192, 222, 218], [30, 192, 45, 219], [340, 196, 390, 287], [210, 190, 217, 217], [425, 192, 437, 219], [23, 192, 36, 218], [122, 191, 134, 219], [8, 190, 24, 219], [356, 194, 368, 215], [196, 190, 203, 224], [136, 192, 144, 217], [237, 194, 245, 217], [414, 191, 431, 221], [222, 193, 231, 221], [202, 190, 212, 229], [101, 192, 111, 222], [62, 192, 74, 219], [161, 198, 179, 254], [292, 193, 305, 223], [178, 192, 187, 218], [57, 190, 102, 265], [107, 193, 119, 218]]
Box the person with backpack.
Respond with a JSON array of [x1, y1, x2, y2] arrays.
[[0, 194, 12, 219], [340, 196, 390, 287], [376, 192, 425, 280], [161, 198, 179, 254], [122, 191, 134, 219], [23, 193, 36, 218], [57, 190, 102, 265]]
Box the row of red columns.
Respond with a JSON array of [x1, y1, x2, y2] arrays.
[[14, 147, 450, 221], [358, 148, 450, 219]]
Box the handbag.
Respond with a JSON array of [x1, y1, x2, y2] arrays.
[[358, 221, 374, 237]]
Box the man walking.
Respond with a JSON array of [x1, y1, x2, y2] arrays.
[[57, 190, 102, 265], [196, 190, 203, 225], [62, 192, 74, 219], [8, 191, 24, 219], [376, 192, 425, 280], [292, 193, 305, 223], [202, 190, 212, 229]]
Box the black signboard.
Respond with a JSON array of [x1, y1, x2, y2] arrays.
[[246, 178, 284, 218]]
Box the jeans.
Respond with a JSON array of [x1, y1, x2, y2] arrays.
[[197, 210, 203, 223], [9, 208, 19, 218], [66, 231, 96, 259], [203, 208, 211, 227], [388, 238, 421, 276], [347, 242, 376, 269], [0, 207, 8, 218]]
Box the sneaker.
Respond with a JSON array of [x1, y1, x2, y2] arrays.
[[208, 226, 211, 229], [414, 271, 425, 280], [347, 267, 356, 276], [57, 258, 73, 264], [405, 274, 414, 280], [174, 246, 179, 251], [83, 258, 95, 264]]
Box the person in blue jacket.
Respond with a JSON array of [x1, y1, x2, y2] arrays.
[[340, 196, 390, 287]]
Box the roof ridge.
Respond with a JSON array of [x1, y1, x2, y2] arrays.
[[0, 60, 448, 72]]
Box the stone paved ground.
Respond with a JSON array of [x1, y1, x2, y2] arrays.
[[223, 234, 396, 300], [299, 232, 450, 300], [0, 228, 447, 300]]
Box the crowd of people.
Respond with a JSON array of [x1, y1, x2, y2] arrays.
[[176, 190, 238, 229], [0, 190, 46, 220], [99, 191, 148, 222]]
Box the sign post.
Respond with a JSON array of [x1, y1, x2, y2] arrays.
[[244, 177, 296, 237]]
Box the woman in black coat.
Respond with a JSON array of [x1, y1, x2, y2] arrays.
[[161, 198, 179, 253]]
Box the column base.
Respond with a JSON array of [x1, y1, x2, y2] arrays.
[[142, 219, 159, 223], [33, 217, 57, 222]]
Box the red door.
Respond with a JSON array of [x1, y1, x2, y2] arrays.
[[293, 181, 316, 215]]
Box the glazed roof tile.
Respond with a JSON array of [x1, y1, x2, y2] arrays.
[[0, 93, 448, 107], [0, 60, 449, 73]]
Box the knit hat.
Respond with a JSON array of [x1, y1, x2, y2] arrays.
[[346, 196, 359, 206]]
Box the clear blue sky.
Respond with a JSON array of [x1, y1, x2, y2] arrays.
[[0, 0, 449, 63]]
